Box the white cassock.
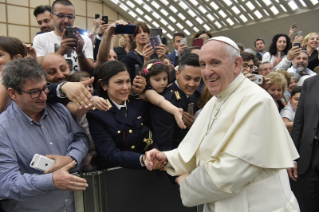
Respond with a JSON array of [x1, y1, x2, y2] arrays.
[[164, 73, 300, 212]]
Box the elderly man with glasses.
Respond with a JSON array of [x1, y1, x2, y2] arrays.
[[0, 58, 89, 212], [33, 0, 94, 74]]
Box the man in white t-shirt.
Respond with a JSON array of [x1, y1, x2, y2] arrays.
[[33, 0, 94, 74]]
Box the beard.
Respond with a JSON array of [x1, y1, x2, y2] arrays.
[[293, 63, 307, 73]]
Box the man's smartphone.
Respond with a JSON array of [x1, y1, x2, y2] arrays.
[[297, 31, 303, 37], [181, 38, 187, 46], [291, 23, 297, 29], [102, 16, 108, 24], [95, 14, 100, 19], [30, 154, 55, 172], [194, 38, 204, 48], [252, 75, 263, 84], [65, 26, 78, 47], [150, 28, 162, 38], [114, 24, 136, 34], [187, 103, 194, 115], [293, 42, 301, 48]]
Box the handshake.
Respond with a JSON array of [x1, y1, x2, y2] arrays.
[[144, 149, 168, 171]]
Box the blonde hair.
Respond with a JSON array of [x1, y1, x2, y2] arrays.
[[119, 35, 127, 48], [303, 32, 318, 47], [267, 72, 287, 98]]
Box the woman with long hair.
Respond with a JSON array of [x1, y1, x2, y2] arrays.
[[303, 32, 319, 71]]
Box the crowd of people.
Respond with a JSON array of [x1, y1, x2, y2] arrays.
[[0, 0, 319, 211]]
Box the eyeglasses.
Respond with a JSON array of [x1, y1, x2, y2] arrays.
[[20, 84, 51, 99], [242, 63, 254, 69], [53, 13, 75, 20]]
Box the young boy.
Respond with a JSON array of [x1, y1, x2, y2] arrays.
[[280, 86, 302, 133]]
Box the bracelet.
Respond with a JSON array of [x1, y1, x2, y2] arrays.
[[77, 51, 85, 57], [59, 81, 67, 97]]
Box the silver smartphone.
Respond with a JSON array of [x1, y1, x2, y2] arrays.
[[252, 74, 263, 84], [181, 38, 187, 46], [30, 154, 55, 172]]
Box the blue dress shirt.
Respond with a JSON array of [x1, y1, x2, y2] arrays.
[[0, 102, 89, 212]]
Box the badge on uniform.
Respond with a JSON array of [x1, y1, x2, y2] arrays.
[[175, 91, 181, 100], [106, 99, 113, 109], [137, 116, 141, 119]]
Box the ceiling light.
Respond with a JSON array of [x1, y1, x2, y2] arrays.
[[193, 27, 199, 32], [120, 3, 128, 11], [152, 21, 159, 28], [176, 23, 184, 29], [226, 18, 234, 26], [246, 2, 255, 10], [136, 8, 144, 15], [203, 24, 210, 31], [198, 6, 207, 13], [310, 0, 318, 5], [169, 5, 178, 13], [178, 13, 186, 20], [167, 34, 173, 39], [145, 15, 152, 21], [128, 11, 137, 18], [152, 12, 160, 19], [210, 2, 219, 10], [196, 17, 203, 24], [298, 0, 307, 7], [161, 9, 168, 16], [162, 0, 169, 5], [240, 5, 246, 11], [231, 6, 240, 14], [179, 1, 188, 10], [126, 1, 135, 8], [239, 14, 248, 22], [207, 14, 215, 21], [247, 13, 254, 20], [270, 6, 279, 15], [162, 29, 167, 34], [254, 10, 263, 19], [214, 21, 222, 28], [152, 1, 160, 9], [186, 20, 193, 26], [191, 0, 198, 6], [168, 26, 175, 32], [184, 29, 191, 36], [280, 4, 287, 12], [143, 4, 152, 11], [134, 0, 143, 5], [169, 16, 176, 23], [188, 10, 196, 17], [137, 17, 144, 22], [263, 9, 270, 16], [223, 0, 232, 6], [111, 0, 119, 4], [263, 0, 271, 6], [160, 19, 168, 25], [218, 10, 227, 18], [288, 1, 298, 10]]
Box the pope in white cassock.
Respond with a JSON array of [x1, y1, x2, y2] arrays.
[[145, 37, 300, 212]]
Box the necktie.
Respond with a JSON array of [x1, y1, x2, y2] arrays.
[[120, 107, 127, 117]]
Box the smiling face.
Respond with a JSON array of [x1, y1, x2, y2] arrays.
[[268, 84, 283, 101], [9, 78, 48, 118], [289, 92, 300, 110], [149, 71, 168, 94], [292, 51, 308, 72], [134, 26, 149, 47], [52, 3, 75, 34], [199, 41, 242, 96], [102, 71, 131, 105], [176, 65, 201, 96], [276, 36, 287, 53], [41, 53, 70, 83], [305, 34, 319, 49], [36, 11, 54, 33]]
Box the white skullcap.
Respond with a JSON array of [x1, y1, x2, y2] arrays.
[[204, 36, 239, 52]]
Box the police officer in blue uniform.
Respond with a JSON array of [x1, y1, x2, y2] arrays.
[[150, 53, 202, 151], [87, 61, 157, 170]]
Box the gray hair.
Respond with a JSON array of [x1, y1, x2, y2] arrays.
[[2, 58, 46, 93], [289, 71, 300, 81], [259, 61, 272, 69]]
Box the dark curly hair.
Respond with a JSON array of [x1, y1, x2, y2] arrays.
[[268, 34, 291, 56]]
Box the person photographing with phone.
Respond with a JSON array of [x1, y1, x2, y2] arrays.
[[33, 0, 94, 74]]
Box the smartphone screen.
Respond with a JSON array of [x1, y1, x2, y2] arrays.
[[293, 42, 300, 48], [102, 16, 108, 24], [95, 14, 100, 19]]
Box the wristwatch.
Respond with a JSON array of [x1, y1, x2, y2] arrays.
[[77, 50, 85, 57]]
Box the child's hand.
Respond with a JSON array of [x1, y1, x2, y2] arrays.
[[174, 108, 186, 129], [92, 96, 111, 111]]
